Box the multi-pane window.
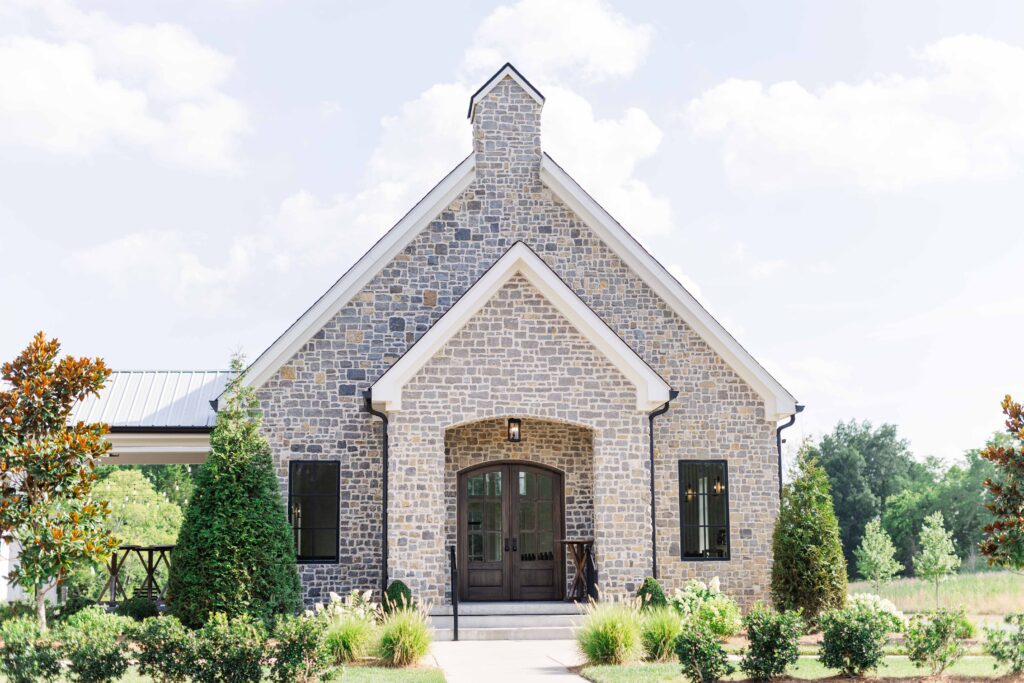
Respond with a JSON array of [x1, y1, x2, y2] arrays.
[[288, 461, 340, 563], [678, 460, 730, 560]]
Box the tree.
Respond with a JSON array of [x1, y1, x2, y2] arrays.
[[980, 395, 1024, 570], [914, 511, 960, 608], [854, 518, 903, 593], [771, 445, 848, 623], [167, 356, 301, 628], [0, 332, 119, 629]]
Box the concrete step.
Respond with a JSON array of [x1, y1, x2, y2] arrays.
[[429, 602, 586, 641], [433, 625, 578, 641], [430, 601, 583, 616], [430, 613, 582, 628]]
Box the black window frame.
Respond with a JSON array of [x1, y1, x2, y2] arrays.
[[288, 460, 341, 564], [678, 459, 731, 562]]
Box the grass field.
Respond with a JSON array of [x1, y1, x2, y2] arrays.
[[580, 655, 1009, 682], [849, 570, 1024, 616]]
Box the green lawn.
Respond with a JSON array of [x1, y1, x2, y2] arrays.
[[0, 665, 446, 683], [580, 655, 1009, 682], [850, 570, 1024, 617]]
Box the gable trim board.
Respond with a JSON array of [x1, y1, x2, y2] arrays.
[[240, 154, 797, 420], [371, 242, 672, 412], [467, 63, 545, 121]]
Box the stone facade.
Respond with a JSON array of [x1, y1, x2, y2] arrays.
[[256, 72, 780, 609]]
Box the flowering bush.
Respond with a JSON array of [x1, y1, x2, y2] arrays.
[[903, 609, 974, 676], [819, 600, 893, 676], [669, 578, 742, 638], [847, 593, 905, 631]]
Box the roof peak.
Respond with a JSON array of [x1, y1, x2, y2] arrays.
[[467, 63, 545, 121]]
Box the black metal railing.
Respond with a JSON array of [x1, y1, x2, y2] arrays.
[[447, 544, 459, 641], [585, 544, 598, 601], [99, 544, 175, 606]]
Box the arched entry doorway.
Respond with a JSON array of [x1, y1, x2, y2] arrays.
[[457, 461, 564, 601]]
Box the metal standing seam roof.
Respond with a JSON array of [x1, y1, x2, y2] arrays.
[[69, 371, 232, 429]]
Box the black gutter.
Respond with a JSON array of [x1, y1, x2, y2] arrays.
[[647, 389, 679, 579], [775, 405, 805, 500], [364, 391, 390, 597]]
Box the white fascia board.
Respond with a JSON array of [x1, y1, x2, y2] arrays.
[[539, 155, 798, 421], [372, 242, 671, 413], [468, 64, 545, 121], [241, 155, 477, 390], [102, 432, 211, 464]]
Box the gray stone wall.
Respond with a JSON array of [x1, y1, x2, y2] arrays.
[[257, 73, 779, 608]]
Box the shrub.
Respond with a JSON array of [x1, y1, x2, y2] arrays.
[[985, 612, 1024, 673], [0, 601, 39, 624], [115, 596, 160, 622], [53, 595, 95, 624], [315, 590, 380, 624], [771, 450, 847, 625], [668, 579, 742, 638], [675, 623, 735, 683], [191, 612, 267, 683], [904, 609, 974, 676], [818, 601, 892, 676], [168, 358, 302, 628], [740, 605, 804, 681], [270, 613, 335, 683], [134, 615, 194, 683], [324, 614, 377, 664], [640, 607, 683, 662], [577, 602, 642, 665], [383, 580, 414, 614], [377, 607, 433, 667], [58, 607, 134, 683], [846, 593, 905, 632], [636, 576, 668, 611], [0, 616, 61, 683]]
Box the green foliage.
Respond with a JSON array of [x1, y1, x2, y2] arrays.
[[168, 356, 301, 628], [270, 613, 336, 683], [114, 595, 160, 621], [384, 580, 414, 614], [846, 593, 905, 632], [577, 602, 642, 665], [57, 607, 133, 683], [914, 511, 960, 608], [739, 605, 804, 681], [191, 612, 268, 683], [984, 612, 1024, 673], [770, 448, 847, 624], [636, 576, 667, 611], [377, 607, 433, 668], [325, 614, 377, 664], [105, 464, 197, 509], [674, 623, 734, 683], [668, 579, 741, 638], [133, 615, 194, 683], [0, 600, 40, 624], [818, 600, 893, 676], [0, 616, 61, 683], [903, 608, 974, 676], [0, 332, 117, 629], [854, 518, 903, 593], [640, 607, 683, 662], [980, 396, 1024, 570]]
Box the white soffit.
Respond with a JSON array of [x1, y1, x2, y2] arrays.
[[371, 242, 671, 413], [467, 63, 545, 122], [241, 154, 476, 390], [100, 432, 210, 465], [539, 154, 798, 420]]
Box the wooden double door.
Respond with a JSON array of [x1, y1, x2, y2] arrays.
[[457, 462, 564, 601]]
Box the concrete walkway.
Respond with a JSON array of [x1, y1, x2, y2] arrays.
[[429, 639, 586, 682]]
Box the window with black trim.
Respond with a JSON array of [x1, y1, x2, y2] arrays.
[[678, 460, 730, 560], [288, 461, 340, 563]]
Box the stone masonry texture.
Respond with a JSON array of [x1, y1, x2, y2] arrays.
[[257, 74, 779, 608]]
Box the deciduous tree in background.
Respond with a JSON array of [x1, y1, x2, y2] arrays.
[[0, 332, 118, 629], [980, 395, 1024, 572], [914, 511, 960, 608], [855, 518, 903, 593]]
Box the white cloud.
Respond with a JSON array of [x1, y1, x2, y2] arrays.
[[461, 0, 653, 84], [0, 0, 247, 171], [686, 34, 1024, 191]]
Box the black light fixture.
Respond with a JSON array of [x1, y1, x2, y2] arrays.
[[507, 418, 522, 442], [685, 483, 695, 502], [713, 476, 725, 496]]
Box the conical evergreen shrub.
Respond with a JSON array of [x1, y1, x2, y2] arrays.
[[771, 445, 847, 624], [168, 358, 302, 627]]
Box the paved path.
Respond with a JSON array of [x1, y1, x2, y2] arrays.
[[429, 639, 586, 682]]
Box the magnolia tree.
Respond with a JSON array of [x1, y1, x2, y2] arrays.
[[0, 333, 118, 629], [914, 511, 960, 608], [855, 518, 903, 593], [980, 395, 1024, 571]]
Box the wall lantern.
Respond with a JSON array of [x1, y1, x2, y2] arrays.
[[713, 476, 725, 496], [507, 418, 522, 443], [685, 484, 695, 502]]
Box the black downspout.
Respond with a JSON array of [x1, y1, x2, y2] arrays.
[[775, 404, 805, 501], [647, 389, 679, 580], [364, 391, 389, 598]]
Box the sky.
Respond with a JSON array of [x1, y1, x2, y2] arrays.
[[2, 0, 1023, 467]]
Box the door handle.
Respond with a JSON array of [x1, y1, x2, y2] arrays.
[[504, 537, 510, 552], [511, 537, 518, 552]]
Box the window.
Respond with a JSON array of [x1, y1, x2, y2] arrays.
[[678, 460, 730, 560], [288, 461, 340, 563]]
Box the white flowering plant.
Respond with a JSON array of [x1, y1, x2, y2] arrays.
[[668, 578, 742, 639]]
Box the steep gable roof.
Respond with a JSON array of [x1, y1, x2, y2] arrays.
[[371, 242, 671, 412], [467, 63, 544, 121]]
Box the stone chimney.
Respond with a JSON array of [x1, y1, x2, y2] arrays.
[[468, 64, 545, 181]]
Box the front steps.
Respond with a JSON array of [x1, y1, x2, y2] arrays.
[[430, 601, 585, 641]]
